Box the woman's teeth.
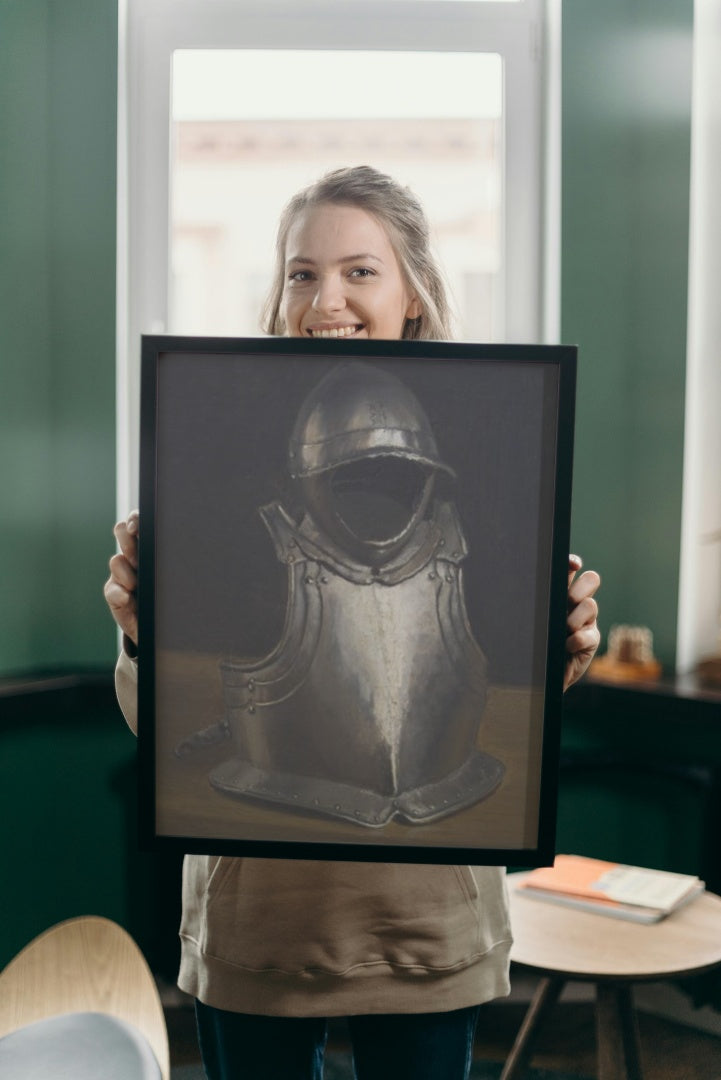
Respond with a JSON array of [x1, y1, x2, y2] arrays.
[[310, 325, 360, 338]]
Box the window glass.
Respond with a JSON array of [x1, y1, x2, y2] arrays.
[[170, 50, 503, 341]]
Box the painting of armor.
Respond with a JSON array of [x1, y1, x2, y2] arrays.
[[140, 338, 576, 864], [211, 362, 503, 826]]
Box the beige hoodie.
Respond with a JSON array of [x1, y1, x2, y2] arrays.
[[116, 650, 512, 1016]]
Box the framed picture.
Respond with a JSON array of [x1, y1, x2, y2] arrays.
[[138, 336, 576, 865]]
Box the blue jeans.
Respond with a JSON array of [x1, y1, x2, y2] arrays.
[[195, 1000, 481, 1080]]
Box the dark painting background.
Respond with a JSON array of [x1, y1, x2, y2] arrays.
[[151, 347, 560, 687]]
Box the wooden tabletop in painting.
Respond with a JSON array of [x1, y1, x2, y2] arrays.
[[150, 650, 547, 854], [508, 871, 721, 981]]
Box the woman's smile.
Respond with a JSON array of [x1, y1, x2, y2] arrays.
[[306, 323, 365, 339]]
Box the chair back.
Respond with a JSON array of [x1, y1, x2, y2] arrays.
[[0, 915, 170, 1080]]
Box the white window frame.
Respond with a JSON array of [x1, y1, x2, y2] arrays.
[[676, 0, 721, 674], [116, 0, 559, 512]]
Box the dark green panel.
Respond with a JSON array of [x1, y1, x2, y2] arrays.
[[0, 691, 132, 966], [559, 683, 721, 888], [556, 771, 707, 877], [0, 0, 118, 674], [0, 1, 55, 669], [47, 0, 118, 667], [562, 0, 693, 668], [0, 686, 183, 977]]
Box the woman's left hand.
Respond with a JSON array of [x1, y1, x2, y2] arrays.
[[564, 554, 601, 691]]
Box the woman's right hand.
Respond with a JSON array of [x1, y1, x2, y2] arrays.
[[104, 509, 139, 646]]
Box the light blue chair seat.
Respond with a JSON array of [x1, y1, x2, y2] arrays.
[[0, 1010, 162, 1079], [0, 917, 169, 1079]]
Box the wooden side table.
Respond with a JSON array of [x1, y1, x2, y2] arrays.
[[502, 873, 721, 1080]]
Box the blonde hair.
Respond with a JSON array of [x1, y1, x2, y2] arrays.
[[262, 165, 454, 341]]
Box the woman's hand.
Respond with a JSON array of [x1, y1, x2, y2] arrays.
[[564, 554, 601, 691], [103, 510, 139, 646]]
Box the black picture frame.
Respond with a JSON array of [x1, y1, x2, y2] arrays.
[[138, 335, 576, 865]]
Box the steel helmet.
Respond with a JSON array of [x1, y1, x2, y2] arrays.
[[288, 361, 454, 479]]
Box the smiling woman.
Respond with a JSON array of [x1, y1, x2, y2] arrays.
[[263, 167, 452, 342], [106, 156, 599, 1080]]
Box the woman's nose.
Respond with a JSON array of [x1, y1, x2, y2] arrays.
[[312, 274, 345, 314]]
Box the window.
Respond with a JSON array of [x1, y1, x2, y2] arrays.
[[117, 0, 557, 509], [169, 49, 503, 340]]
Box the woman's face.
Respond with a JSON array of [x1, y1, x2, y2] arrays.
[[281, 203, 421, 340]]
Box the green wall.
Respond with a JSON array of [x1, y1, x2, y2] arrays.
[[0, 0, 118, 675], [0, 0, 134, 969], [562, 0, 693, 670]]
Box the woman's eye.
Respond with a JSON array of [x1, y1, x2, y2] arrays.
[[349, 267, 375, 279], [288, 269, 313, 283]]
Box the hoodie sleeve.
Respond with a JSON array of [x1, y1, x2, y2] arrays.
[[115, 642, 139, 736]]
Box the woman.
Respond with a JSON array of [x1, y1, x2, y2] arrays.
[[106, 166, 600, 1080]]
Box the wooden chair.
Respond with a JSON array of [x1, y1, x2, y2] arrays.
[[0, 915, 169, 1079]]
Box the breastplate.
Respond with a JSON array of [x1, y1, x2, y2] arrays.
[[210, 500, 504, 826]]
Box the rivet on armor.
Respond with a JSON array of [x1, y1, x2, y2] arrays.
[[428, 571, 437, 580], [247, 705, 255, 714], [305, 576, 315, 585], [247, 679, 255, 689], [320, 575, 329, 584]]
